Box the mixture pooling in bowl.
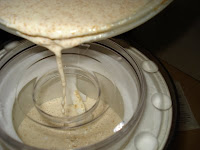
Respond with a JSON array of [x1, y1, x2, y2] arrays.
[[0, 0, 148, 148], [16, 97, 122, 149]]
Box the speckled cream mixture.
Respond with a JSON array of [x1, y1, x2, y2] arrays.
[[0, 0, 148, 111], [0, 0, 148, 148], [0, 0, 148, 115], [17, 97, 122, 149], [0, 0, 148, 51]]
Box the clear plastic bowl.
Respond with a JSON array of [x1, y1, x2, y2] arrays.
[[0, 39, 146, 149], [0, 0, 173, 43]]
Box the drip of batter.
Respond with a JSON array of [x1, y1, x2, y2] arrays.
[[55, 52, 67, 115]]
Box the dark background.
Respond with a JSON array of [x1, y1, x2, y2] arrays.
[[121, 0, 200, 81]]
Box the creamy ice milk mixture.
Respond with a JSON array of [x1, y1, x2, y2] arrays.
[[0, 0, 148, 115], [16, 97, 122, 149], [0, 0, 148, 148]]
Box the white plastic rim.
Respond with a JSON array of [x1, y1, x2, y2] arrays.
[[124, 44, 173, 150], [0, 39, 173, 150]]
